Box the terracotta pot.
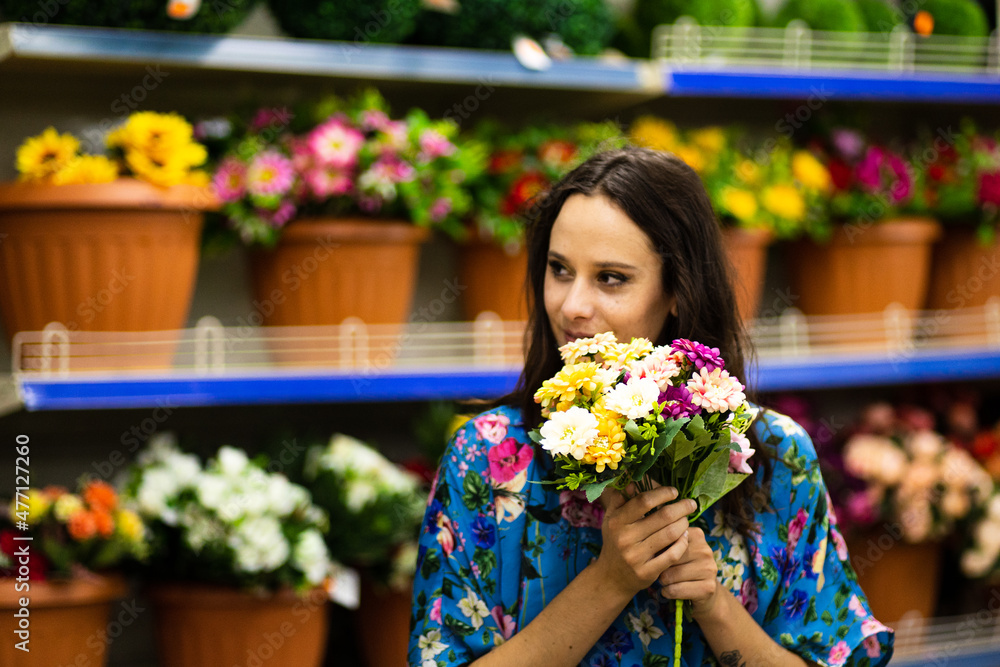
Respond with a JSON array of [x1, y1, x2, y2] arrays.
[[926, 226, 1000, 310], [846, 531, 942, 626], [785, 217, 941, 317], [457, 240, 528, 321], [722, 227, 773, 323], [0, 573, 128, 667], [0, 179, 213, 371], [148, 584, 329, 667], [356, 576, 412, 667], [248, 218, 429, 368]]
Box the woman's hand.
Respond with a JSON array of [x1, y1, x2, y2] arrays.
[[596, 485, 697, 599], [657, 526, 722, 619]]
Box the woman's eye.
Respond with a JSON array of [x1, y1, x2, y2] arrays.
[[599, 272, 628, 286], [548, 260, 569, 277]]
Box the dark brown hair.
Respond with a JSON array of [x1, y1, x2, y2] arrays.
[[505, 145, 773, 539]]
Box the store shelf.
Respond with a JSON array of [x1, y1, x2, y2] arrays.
[[0, 22, 661, 93]]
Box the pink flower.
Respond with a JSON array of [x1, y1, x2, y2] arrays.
[[828, 640, 851, 666], [305, 166, 353, 198], [435, 514, 456, 556], [862, 617, 889, 635], [686, 367, 746, 413], [212, 157, 247, 203], [832, 128, 865, 160], [430, 597, 443, 623], [419, 129, 455, 159], [740, 578, 758, 614], [263, 200, 295, 227], [487, 438, 533, 484], [628, 349, 683, 392], [863, 635, 881, 659], [360, 109, 390, 132], [249, 107, 293, 133], [378, 120, 409, 154], [474, 413, 510, 444], [490, 605, 516, 640], [429, 197, 453, 222], [246, 151, 295, 197], [728, 430, 755, 475], [787, 507, 808, 552], [559, 490, 605, 529], [831, 526, 849, 561], [849, 594, 866, 618], [308, 118, 364, 170], [845, 490, 877, 525]]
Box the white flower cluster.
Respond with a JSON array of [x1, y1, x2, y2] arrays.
[[130, 434, 335, 586], [305, 433, 422, 512], [963, 495, 1000, 578]]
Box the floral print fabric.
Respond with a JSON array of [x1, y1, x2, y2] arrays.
[[409, 405, 894, 666]]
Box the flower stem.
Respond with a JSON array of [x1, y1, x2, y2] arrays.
[[674, 599, 682, 667]]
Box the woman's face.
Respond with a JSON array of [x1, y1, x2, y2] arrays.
[[544, 193, 674, 347]]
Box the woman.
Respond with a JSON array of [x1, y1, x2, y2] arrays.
[[409, 147, 893, 666]]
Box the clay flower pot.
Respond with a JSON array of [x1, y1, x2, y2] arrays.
[[456, 239, 528, 322], [0, 573, 128, 667], [722, 227, 773, 323]]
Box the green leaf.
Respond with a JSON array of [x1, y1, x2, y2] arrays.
[[625, 419, 642, 440], [805, 599, 818, 624], [421, 550, 441, 579], [630, 417, 687, 486], [837, 607, 849, 623], [475, 547, 497, 578], [642, 654, 671, 667], [779, 633, 795, 647], [836, 625, 850, 639], [442, 578, 453, 599], [583, 477, 617, 503], [527, 504, 562, 524], [834, 584, 850, 609], [690, 449, 731, 515], [462, 472, 490, 511], [763, 593, 782, 625], [821, 610, 834, 625], [761, 558, 779, 584], [443, 614, 476, 637], [527, 429, 542, 444]]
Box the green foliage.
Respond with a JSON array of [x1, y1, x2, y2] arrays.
[[268, 0, 421, 43], [773, 0, 867, 31], [912, 0, 989, 37], [0, 0, 257, 32], [855, 0, 905, 32], [630, 0, 758, 57]]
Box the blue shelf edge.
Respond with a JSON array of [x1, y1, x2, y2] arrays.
[[13, 347, 1000, 411], [665, 66, 1000, 103]]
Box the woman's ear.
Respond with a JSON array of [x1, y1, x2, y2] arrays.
[[669, 295, 678, 316]]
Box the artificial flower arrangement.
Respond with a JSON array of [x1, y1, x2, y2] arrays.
[[302, 433, 427, 591], [0, 479, 146, 580], [467, 119, 626, 249], [629, 116, 831, 239], [210, 88, 486, 246], [833, 402, 993, 545], [530, 332, 756, 667], [120, 435, 337, 594], [15, 112, 210, 188]]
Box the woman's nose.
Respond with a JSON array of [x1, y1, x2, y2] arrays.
[[561, 278, 594, 321]]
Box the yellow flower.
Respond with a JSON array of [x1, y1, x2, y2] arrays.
[[603, 338, 654, 367], [690, 127, 726, 154], [51, 155, 119, 185], [792, 151, 832, 194], [721, 187, 758, 223], [583, 407, 627, 473], [16, 127, 80, 181], [53, 493, 84, 522], [125, 145, 208, 188], [762, 185, 806, 222], [11, 489, 51, 525], [109, 112, 207, 186], [534, 362, 610, 414], [115, 508, 145, 543], [674, 145, 705, 173], [629, 116, 679, 152], [184, 170, 211, 187], [735, 159, 761, 186]]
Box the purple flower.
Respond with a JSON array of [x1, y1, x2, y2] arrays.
[[885, 152, 913, 203], [599, 628, 634, 658], [783, 589, 809, 620], [832, 128, 865, 161], [659, 384, 700, 419], [671, 339, 724, 371], [471, 515, 496, 549], [855, 147, 883, 190], [266, 200, 296, 227]]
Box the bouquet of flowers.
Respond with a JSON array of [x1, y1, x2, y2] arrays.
[[835, 403, 992, 544], [1, 479, 146, 580], [15, 112, 210, 188], [121, 436, 338, 594], [302, 433, 427, 591], [529, 333, 756, 666], [211, 88, 486, 246]]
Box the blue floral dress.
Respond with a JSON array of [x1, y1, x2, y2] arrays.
[[408, 405, 894, 667]]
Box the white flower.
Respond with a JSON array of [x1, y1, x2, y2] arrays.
[[988, 495, 1000, 522], [293, 529, 332, 585], [626, 610, 663, 647], [626, 347, 682, 392], [136, 467, 183, 524], [719, 559, 746, 593], [962, 546, 997, 578], [229, 516, 289, 573], [180, 506, 222, 553], [603, 376, 661, 420], [217, 446, 249, 476], [538, 406, 599, 460], [975, 518, 1000, 555], [906, 430, 945, 461], [345, 479, 378, 511], [265, 474, 303, 516], [457, 590, 489, 629], [196, 474, 230, 511], [418, 629, 447, 660]]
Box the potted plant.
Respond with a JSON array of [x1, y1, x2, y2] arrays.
[[827, 402, 993, 624], [212, 90, 484, 337], [462, 119, 624, 321], [0, 479, 146, 666], [786, 126, 941, 321], [0, 113, 216, 362], [0, 0, 258, 33], [921, 119, 1000, 316], [121, 436, 347, 667], [301, 433, 427, 667]]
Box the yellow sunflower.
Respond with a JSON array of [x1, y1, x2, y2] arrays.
[[52, 155, 119, 185], [16, 127, 80, 181]]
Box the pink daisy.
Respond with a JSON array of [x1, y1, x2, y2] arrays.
[[686, 367, 746, 413], [246, 151, 295, 197], [308, 118, 364, 170], [212, 157, 247, 203], [305, 166, 353, 198], [419, 129, 455, 159]]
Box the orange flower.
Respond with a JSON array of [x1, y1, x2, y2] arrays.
[[488, 149, 523, 175], [93, 509, 115, 539], [537, 139, 577, 169], [83, 480, 118, 512], [67, 511, 98, 541], [42, 485, 68, 500]]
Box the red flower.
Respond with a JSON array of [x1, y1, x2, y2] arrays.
[[978, 171, 1000, 207], [828, 158, 853, 191], [972, 431, 1000, 461], [489, 149, 523, 175], [501, 171, 549, 216], [537, 139, 577, 168], [928, 164, 947, 182]]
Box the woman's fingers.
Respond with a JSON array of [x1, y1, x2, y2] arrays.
[[618, 486, 683, 525]]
